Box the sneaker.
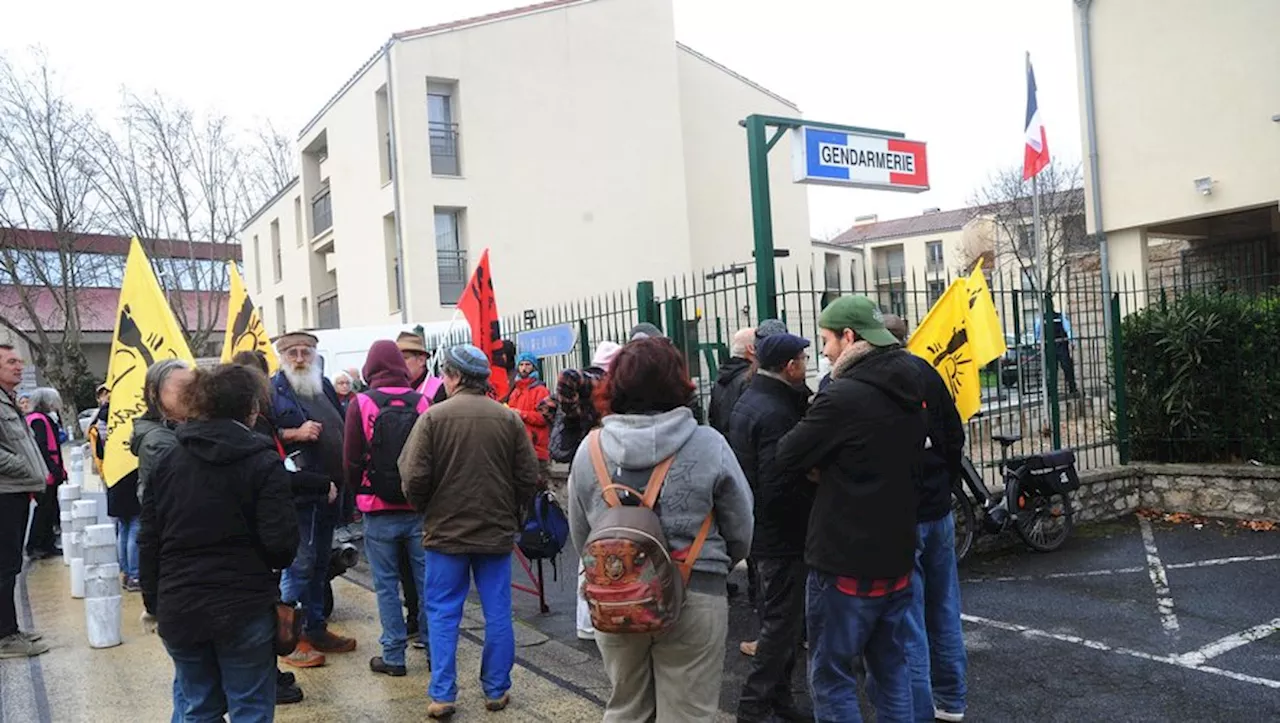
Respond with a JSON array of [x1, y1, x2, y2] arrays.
[[277, 670, 296, 688], [0, 633, 50, 659], [739, 640, 758, 657], [427, 700, 457, 719], [281, 641, 326, 668], [576, 628, 595, 641], [306, 629, 357, 653], [485, 693, 511, 712], [412, 638, 427, 649], [369, 656, 407, 677], [276, 683, 304, 705], [18, 630, 43, 643], [123, 578, 142, 593], [935, 708, 965, 722]]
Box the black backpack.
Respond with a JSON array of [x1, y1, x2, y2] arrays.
[[362, 390, 423, 504]]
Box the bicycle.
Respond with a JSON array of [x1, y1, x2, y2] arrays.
[[952, 434, 1080, 564]]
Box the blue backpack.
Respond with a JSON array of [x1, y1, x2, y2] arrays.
[[518, 490, 571, 563]]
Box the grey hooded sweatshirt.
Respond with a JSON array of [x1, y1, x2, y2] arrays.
[[568, 407, 754, 596]]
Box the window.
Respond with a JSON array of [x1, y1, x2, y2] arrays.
[[300, 297, 310, 329], [435, 208, 467, 305], [253, 236, 262, 293], [1017, 223, 1035, 254], [317, 292, 340, 330], [311, 187, 332, 237], [384, 213, 401, 312], [824, 253, 841, 291], [926, 241, 944, 273], [878, 289, 907, 317], [275, 296, 287, 335], [294, 198, 304, 247], [271, 221, 283, 283], [428, 82, 459, 176], [874, 246, 905, 282], [376, 86, 392, 184], [928, 279, 946, 306]]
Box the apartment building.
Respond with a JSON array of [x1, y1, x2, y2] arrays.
[[1074, 0, 1280, 286], [241, 0, 808, 333]]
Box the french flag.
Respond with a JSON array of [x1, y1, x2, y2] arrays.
[[1023, 56, 1050, 180]]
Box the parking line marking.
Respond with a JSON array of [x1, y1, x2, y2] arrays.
[[964, 554, 1280, 584], [961, 614, 1280, 690], [1139, 516, 1180, 635], [1176, 618, 1280, 666]]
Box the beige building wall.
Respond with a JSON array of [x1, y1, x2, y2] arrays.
[[244, 0, 809, 333], [1075, 0, 1280, 281]]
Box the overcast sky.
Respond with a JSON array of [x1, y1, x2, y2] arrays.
[[0, 0, 1082, 239]]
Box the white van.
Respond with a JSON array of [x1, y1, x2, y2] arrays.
[[311, 321, 468, 381]]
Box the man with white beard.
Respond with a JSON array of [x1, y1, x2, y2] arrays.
[[270, 331, 358, 668]]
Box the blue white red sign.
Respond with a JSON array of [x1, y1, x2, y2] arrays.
[[791, 127, 929, 193], [516, 324, 577, 358]]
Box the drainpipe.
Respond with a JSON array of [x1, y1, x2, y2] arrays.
[[384, 39, 409, 324], [1076, 0, 1112, 334]]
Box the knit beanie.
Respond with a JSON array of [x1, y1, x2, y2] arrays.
[[443, 344, 492, 378]]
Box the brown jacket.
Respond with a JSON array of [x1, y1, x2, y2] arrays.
[[398, 388, 539, 555]]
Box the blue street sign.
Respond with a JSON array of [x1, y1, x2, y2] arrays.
[[516, 324, 577, 358]]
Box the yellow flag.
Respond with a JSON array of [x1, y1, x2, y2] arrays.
[[221, 262, 279, 374], [965, 262, 1008, 367], [102, 239, 195, 487], [908, 279, 982, 421]]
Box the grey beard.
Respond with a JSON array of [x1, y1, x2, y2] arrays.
[[284, 364, 323, 397]]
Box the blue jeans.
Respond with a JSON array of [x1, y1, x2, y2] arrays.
[[164, 610, 276, 722], [904, 514, 968, 720], [279, 502, 336, 635], [424, 551, 514, 702], [807, 570, 913, 723], [115, 516, 140, 581], [363, 512, 428, 666]]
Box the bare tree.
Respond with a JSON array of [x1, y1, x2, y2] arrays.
[[967, 162, 1089, 294], [0, 51, 108, 422]]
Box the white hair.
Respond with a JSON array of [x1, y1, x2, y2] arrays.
[[27, 387, 61, 414], [284, 362, 324, 397], [730, 328, 757, 358]]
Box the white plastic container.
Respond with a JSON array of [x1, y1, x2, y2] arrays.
[[60, 510, 74, 566], [69, 448, 84, 487], [83, 544, 116, 566], [58, 484, 82, 502], [82, 523, 117, 548], [85, 595, 123, 648], [70, 557, 85, 599], [71, 499, 97, 522], [85, 563, 122, 598]]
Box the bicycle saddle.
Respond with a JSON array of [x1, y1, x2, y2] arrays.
[[991, 434, 1022, 445]]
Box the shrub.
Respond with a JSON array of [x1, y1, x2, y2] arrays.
[[1121, 291, 1280, 463]]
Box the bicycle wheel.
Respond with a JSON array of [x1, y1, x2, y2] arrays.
[[1011, 478, 1074, 552], [952, 487, 976, 564]]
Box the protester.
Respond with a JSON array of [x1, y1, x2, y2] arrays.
[[24, 388, 66, 561], [89, 384, 110, 477], [885, 315, 968, 723], [729, 334, 815, 723], [1039, 310, 1079, 395], [232, 349, 328, 707], [131, 360, 194, 504], [568, 337, 754, 722], [549, 341, 620, 467], [108, 474, 143, 593], [400, 344, 539, 718], [334, 371, 356, 413], [272, 331, 354, 668], [343, 340, 431, 678], [709, 328, 757, 435], [628, 324, 706, 424], [506, 351, 551, 475], [398, 332, 448, 403], [139, 363, 300, 722], [776, 295, 926, 722], [0, 346, 51, 659]]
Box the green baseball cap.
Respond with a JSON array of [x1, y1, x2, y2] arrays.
[[818, 295, 899, 347]]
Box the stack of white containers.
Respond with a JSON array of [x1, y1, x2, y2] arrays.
[[82, 522, 122, 648], [68, 499, 97, 598], [57, 483, 81, 567]]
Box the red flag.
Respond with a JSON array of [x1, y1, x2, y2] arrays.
[[457, 249, 509, 399]]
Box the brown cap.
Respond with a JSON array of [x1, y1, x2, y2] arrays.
[[272, 331, 319, 353], [396, 331, 427, 355]]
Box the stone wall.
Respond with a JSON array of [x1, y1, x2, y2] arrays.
[[1066, 463, 1280, 523]]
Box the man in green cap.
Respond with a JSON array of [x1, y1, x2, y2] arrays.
[[775, 294, 927, 722]]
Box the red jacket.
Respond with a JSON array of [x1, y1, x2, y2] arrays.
[[507, 376, 550, 461]]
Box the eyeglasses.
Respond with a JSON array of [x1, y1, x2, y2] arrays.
[[283, 347, 316, 360]]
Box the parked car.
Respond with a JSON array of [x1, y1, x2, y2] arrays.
[[996, 334, 1042, 393]]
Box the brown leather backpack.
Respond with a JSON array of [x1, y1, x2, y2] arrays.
[[581, 430, 713, 635]]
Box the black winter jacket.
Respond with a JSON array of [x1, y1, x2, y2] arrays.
[[709, 357, 753, 435], [909, 355, 965, 522], [728, 373, 813, 558], [776, 345, 925, 580], [139, 419, 299, 646]]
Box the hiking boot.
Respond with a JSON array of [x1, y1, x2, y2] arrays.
[[276, 682, 304, 705], [739, 640, 758, 657], [306, 629, 357, 653], [485, 693, 511, 712], [370, 656, 407, 677], [427, 700, 457, 719], [0, 633, 50, 659], [280, 641, 326, 668]]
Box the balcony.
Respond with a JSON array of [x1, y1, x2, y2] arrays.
[[437, 248, 468, 305], [429, 121, 460, 176], [874, 261, 906, 284], [311, 190, 333, 238]]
